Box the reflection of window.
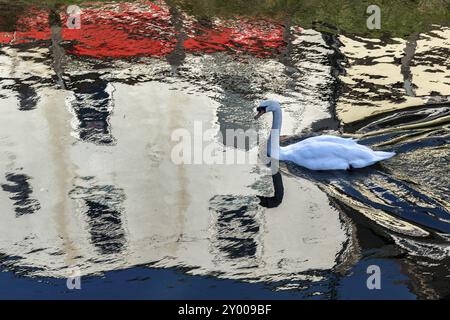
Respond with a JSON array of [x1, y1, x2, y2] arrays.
[[17, 83, 39, 111], [2, 81, 39, 111], [209, 195, 261, 260], [67, 75, 116, 145], [1, 172, 40, 217], [69, 180, 126, 255]]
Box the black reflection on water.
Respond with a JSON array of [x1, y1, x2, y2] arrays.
[[284, 156, 450, 236], [348, 105, 450, 159], [345, 104, 450, 133], [207, 171, 283, 264], [257, 172, 284, 208], [16, 83, 38, 111], [66, 74, 116, 145], [209, 195, 260, 260], [1, 172, 40, 217], [69, 179, 126, 254], [1, 79, 40, 111]]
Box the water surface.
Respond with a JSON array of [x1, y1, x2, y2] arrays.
[[0, 0, 449, 299]]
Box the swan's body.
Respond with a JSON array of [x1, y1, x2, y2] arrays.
[[255, 100, 395, 171], [279, 135, 395, 170]]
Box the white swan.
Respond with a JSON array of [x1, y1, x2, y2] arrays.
[[254, 100, 395, 170]]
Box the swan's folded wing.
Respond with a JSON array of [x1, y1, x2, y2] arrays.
[[303, 135, 359, 145]]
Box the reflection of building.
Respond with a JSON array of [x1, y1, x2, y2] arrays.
[[0, 16, 374, 292], [336, 26, 450, 125], [1, 13, 449, 295], [0, 77, 351, 293]]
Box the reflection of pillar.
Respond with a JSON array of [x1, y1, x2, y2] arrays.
[[49, 9, 66, 89], [401, 32, 419, 97], [214, 68, 256, 151], [69, 178, 126, 255], [321, 32, 346, 130], [166, 3, 186, 75], [66, 74, 116, 145], [279, 14, 296, 76]]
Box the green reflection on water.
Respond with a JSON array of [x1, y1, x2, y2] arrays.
[[0, 0, 449, 38]]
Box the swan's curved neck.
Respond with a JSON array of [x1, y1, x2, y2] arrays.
[[267, 108, 282, 159]]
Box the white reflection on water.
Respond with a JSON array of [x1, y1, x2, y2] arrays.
[[0, 16, 449, 297], [0, 81, 351, 290]]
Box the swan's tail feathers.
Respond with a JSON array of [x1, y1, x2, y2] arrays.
[[374, 151, 396, 160]]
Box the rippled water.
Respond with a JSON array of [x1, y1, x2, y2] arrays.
[[0, 1, 449, 299]]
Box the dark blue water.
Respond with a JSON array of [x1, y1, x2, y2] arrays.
[[0, 257, 414, 300]]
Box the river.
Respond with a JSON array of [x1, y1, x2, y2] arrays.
[[0, 0, 449, 299]]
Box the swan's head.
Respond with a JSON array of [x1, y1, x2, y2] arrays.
[[254, 100, 281, 120]]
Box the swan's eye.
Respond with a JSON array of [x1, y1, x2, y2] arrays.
[[254, 106, 267, 120], [256, 106, 267, 113]]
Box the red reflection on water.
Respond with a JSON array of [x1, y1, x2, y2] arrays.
[[0, 1, 287, 58]]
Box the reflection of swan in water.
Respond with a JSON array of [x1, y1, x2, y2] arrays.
[[257, 172, 284, 208], [254, 100, 395, 170]]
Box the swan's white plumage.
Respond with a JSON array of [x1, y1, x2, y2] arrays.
[[279, 135, 395, 170], [258, 100, 396, 170]]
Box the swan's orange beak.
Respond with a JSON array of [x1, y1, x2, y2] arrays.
[[254, 110, 265, 120]]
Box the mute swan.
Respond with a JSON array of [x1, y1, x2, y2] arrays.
[[254, 100, 395, 170]]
